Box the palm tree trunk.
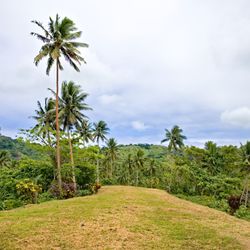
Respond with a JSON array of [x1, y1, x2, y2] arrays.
[[136, 167, 139, 186], [67, 127, 76, 191], [110, 159, 113, 178], [55, 59, 62, 194], [67, 127, 77, 191]]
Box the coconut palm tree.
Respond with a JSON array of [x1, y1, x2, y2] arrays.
[[161, 125, 187, 151], [92, 120, 110, 183], [31, 97, 55, 146], [54, 81, 91, 191], [31, 14, 88, 192], [77, 120, 93, 147], [105, 138, 119, 178], [133, 149, 145, 186]]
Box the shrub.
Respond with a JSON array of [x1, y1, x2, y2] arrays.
[[49, 182, 76, 199], [16, 179, 42, 204], [1, 199, 23, 210], [228, 195, 241, 215], [77, 189, 93, 197], [101, 178, 115, 185], [235, 206, 250, 220], [92, 183, 101, 194], [37, 192, 54, 203]]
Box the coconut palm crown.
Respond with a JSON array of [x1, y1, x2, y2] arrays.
[[161, 125, 187, 151], [31, 14, 88, 74]]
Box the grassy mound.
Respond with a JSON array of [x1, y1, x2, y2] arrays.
[[0, 186, 250, 249]]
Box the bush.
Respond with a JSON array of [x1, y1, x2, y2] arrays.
[[101, 178, 116, 185], [16, 179, 42, 204], [49, 182, 76, 199], [77, 189, 93, 197], [92, 183, 101, 194], [235, 206, 250, 220], [37, 192, 54, 203], [228, 195, 241, 215], [1, 199, 23, 210], [176, 195, 229, 212]]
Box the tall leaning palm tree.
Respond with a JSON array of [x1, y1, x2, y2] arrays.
[[93, 120, 110, 183], [55, 81, 91, 191], [161, 125, 187, 152], [31, 14, 88, 192]]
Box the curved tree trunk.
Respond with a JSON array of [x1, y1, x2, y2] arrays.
[[55, 59, 62, 194], [67, 127, 77, 191]]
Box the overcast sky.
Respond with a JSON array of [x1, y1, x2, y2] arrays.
[[1, 0, 250, 146]]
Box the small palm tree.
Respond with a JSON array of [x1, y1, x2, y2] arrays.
[[55, 81, 91, 191], [77, 120, 93, 147], [92, 120, 110, 183], [31, 97, 55, 146], [161, 125, 187, 151], [31, 14, 88, 192], [105, 138, 119, 178], [133, 149, 145, 186]]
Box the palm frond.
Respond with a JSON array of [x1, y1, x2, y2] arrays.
[[46, 57, 54, 75], [30, 32, 50, 43], [31, 20, 52, 39]]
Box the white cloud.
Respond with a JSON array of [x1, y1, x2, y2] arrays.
[[2, 1, 250, 144], [221, 107, 250, 128], [131, 121, 149, 131], [98, 94, 122, 105]]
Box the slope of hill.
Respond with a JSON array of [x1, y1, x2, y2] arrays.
[[0, 135, 35, 159], [0, 186, 249, 250]]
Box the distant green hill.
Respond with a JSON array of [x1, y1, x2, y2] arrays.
[[117, 144, 167, 160], [0, 135, 35, 159]]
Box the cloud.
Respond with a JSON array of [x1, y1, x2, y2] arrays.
[[221, 107, 250, 128], [2, 1, 250, 145], [131, 121, 149, 131], [98, 94, 122, 105]]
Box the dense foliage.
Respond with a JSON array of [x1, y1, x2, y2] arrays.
[[0, 133, 249, 220]]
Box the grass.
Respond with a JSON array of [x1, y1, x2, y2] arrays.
[[0, 186, 250, 249]]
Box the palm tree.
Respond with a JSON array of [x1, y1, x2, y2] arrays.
[[31, 14, 88, 192], [92, 120, 110, 183], [56, 81, 91, 191], [124, 153, 134, 184], [31, 97, 55, 146], [161, 125, 187, 151], [105, 138, 119, 178], [77, 120, 93, 147], [134, 149, 145, 186]]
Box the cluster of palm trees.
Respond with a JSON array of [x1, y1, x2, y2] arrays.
[[31, 14, 88, 193], [32, 86, 110, 191], [31, 15, 111, 193]]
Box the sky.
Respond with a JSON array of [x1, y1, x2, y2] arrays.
[[1, 0, 250, 147]]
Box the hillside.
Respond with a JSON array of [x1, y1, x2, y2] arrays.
[[0, 135, 36, 159], [0, 186, 249, 250]]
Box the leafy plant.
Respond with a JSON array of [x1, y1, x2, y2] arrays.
[[16, 179, 42, 204], [228, 195, 241, 215]]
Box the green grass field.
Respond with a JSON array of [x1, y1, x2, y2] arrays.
[[0, 186, 250, 250]]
